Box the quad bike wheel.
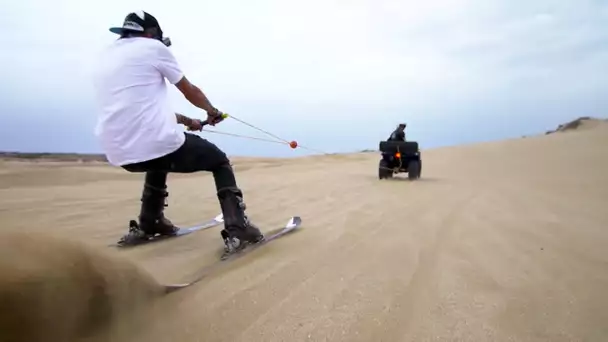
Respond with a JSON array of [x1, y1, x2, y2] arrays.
[[378, 160, 393, 179], [408, 160, 421, 180]]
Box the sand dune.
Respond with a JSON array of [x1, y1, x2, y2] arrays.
[[0, 232, 164, 342], [1, 119, 607, 342]]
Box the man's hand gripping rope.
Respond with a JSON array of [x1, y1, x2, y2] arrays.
[[176, 110, 229, 132]]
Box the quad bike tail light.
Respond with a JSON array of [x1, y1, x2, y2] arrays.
[[395, 152, 401, 158]]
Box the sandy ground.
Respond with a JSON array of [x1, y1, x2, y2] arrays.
[[1, 120, 607, 342]]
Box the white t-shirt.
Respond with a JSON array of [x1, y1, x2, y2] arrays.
[[92, 37, 186, 166]]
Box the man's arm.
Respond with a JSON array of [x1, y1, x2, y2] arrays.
[[175, 112, 194, 125], [153, 42, 217, 114], [175, 112, 204, 131], [174, 77, 216, 113]]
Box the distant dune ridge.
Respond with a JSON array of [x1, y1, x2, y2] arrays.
[[0, 152, 108, 163], [1, 116, 605, 161], [545, 116, 608, 135], [0, 115, 606, 342]]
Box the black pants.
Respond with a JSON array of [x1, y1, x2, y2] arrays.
[[121, 133, 237, 195]]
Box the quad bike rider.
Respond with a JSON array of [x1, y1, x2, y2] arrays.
[[388, 123, 407, 142]]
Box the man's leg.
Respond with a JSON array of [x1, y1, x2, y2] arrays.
[[138, 171, 179, 236], [168, 133, 264, 252], [119, 154, 178, 244]]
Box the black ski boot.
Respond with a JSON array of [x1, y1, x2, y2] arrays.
[[217, 187, 264, 259], [117, 219, 149, 246], [118, 184, 179, 246]]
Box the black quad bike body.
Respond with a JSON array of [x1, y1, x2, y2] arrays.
[[378, 141, 422, 180]]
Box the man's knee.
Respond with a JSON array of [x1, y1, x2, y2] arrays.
[[213, 159, 236, 178], [215, 158, 234, 172], [210, 159, 238, 190], [205, 140, 230, 168]]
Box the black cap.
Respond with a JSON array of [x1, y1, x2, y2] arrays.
[[398, 123, 407, 127], [109, 11, 161, 35]]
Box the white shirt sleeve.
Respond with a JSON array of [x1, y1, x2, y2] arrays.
[[152, 42, 184, 85]]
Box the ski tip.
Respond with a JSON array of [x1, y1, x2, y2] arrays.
[[164, 283, 191, 294], [286, 216, 302, 228], [214, 213, 224, 222]]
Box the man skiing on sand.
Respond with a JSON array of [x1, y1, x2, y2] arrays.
[[92, 11, 264, 256]]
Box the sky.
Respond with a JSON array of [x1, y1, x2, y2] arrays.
[[0, 0, 607, 157]]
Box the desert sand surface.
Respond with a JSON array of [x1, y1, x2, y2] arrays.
[[1, 119, 608, 342]]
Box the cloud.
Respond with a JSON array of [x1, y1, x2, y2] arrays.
[[0, 0, 607, 156]]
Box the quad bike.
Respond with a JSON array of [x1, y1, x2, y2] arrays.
[[378, 141, 422, 180]]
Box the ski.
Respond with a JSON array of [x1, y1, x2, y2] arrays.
[[110, 213, 224, 248], [164, 216, 302, 293]]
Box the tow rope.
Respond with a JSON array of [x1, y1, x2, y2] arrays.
[[198, 113, 327, 154]]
